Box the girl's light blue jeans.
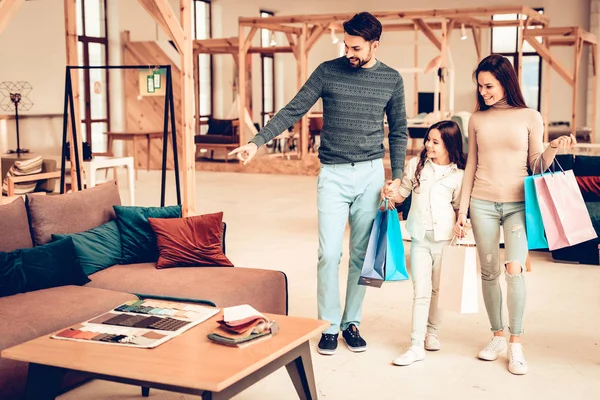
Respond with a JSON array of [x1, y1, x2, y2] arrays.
[[469, 197, 528, 336]]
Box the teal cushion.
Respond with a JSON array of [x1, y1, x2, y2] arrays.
[[0, 237, 90, 298], [114, 205, 182, 264], [52, 220, 122, 276]]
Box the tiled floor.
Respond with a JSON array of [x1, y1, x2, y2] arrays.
[[59, 170, 600, 400]]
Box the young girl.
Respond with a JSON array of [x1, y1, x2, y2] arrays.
[[382, 120, 466, 366]]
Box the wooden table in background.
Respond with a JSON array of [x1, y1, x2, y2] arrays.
[[106, 131, 165, 177], [1, 312, 328, 400]]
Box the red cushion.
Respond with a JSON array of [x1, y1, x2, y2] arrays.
[[576, 176, 600, 201], [148, 212, 234, 269]]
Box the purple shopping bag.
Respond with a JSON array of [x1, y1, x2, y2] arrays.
[[534, 170, 597, 251]]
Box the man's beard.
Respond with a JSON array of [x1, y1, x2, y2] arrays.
[[347, 53, 372, 68]]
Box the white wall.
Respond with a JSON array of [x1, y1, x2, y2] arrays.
[[0, 0, 66, 155], [0, 0, 596, 156]]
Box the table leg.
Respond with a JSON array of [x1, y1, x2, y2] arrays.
[[25, 363, 66, 400], [88, 163, 96, 188], [132, 137, 138, 180], [147, 134, 151, 172], [127, 158, 135, 205], [285, 341, 317, 400]]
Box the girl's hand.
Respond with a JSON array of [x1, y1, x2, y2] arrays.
[[454, 213, 468, 238], [379, 188, 396, 210], [549, 134, 577, 150]]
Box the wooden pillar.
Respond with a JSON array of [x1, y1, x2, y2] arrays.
[[439, 19, 448, 118], [543, 39, 551, 143], [517, 16, 525, 84], [194, 52, 200, 136], [472, 26, 482, 61], [238, 24, 247, 150], [299, 23, 309, 158], [592, 43, 598, 143], [414, 25, 419, 116], [64, 0, 84, 191], [571, 37, 583, 138], [180, 0, 195, 215]]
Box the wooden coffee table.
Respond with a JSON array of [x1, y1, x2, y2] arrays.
[[1, 313, 328, 400]]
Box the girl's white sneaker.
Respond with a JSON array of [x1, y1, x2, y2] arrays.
[[393, 346, 426, 366], [424, 335, 441, 351]]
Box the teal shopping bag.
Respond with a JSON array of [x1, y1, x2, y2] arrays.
[[359, 201, 409, 287], [524, 174, 548, 249]]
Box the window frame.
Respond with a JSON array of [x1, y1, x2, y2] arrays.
[[490, 9, 544, 111], [193, 0, 213, 126], [77, 0, 110, 154], [260, 10, 276, 128]]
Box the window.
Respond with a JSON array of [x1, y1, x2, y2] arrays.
[[194, 0, 212, 121], [260, 10, 275, 128], [76, 0, 109, 153], [491, 10, 543, 110]]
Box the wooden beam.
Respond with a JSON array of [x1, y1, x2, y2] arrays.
[[180, 0, 195, 215], [241, 27, 258, 54], [523, 27, 579, 37], [306, 23, 328, 52], [0, 0, 25, 35], [413, 19, 442, 51], [239, 6, 545, 25], [581, 31, 598, 45], [64, 0, 84, 192], [525, 37, 574, 85], [249, 46, 294, 54], [246, 22, 302, 35], [547, 37, 577, 47], [285, 32, 299, 59], [472, 26, 482, 61], [137, 0, 185, 51]]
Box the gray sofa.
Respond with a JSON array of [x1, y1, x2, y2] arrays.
[[0, 182, 288, 399]]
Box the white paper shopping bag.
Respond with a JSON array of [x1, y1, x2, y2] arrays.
[[439, 241, 480, 314]]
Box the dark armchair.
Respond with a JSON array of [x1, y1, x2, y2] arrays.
[[195, 118, 240, 163]]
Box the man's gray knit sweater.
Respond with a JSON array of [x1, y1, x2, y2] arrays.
[[250, 57, 408, 179]]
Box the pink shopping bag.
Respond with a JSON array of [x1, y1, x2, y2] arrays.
[[439, 239, 480, 314], [534, 170, 597, 251]]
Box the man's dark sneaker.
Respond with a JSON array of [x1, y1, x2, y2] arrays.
[[342, 324, 367, 352], [317, 333, 338, 355]]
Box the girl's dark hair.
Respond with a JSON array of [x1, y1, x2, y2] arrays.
[[343, 12, 382, 41], [413, 120, 466, 191], [473, 54, 527, 111]]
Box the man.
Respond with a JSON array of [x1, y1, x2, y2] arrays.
[[229, 12, 408, 355]]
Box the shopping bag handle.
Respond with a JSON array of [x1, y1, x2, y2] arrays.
[[532, 155, 565, 176]]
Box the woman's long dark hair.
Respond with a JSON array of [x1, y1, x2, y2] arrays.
[[473, 54, 527, 111], [413, 120, 466, 191]]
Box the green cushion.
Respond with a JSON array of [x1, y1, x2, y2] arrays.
[[0, 237, 90, 298], [114, 205, 182, 264], [52, 220, 122, 276]]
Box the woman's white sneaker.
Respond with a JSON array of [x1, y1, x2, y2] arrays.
[[477, 336, 507, 361], [424, 335, 441, 351], [393, 346, 426, 366], [508, 343, 528, 375]]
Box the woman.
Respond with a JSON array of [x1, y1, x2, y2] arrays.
[[454, 54, 575, 375]]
